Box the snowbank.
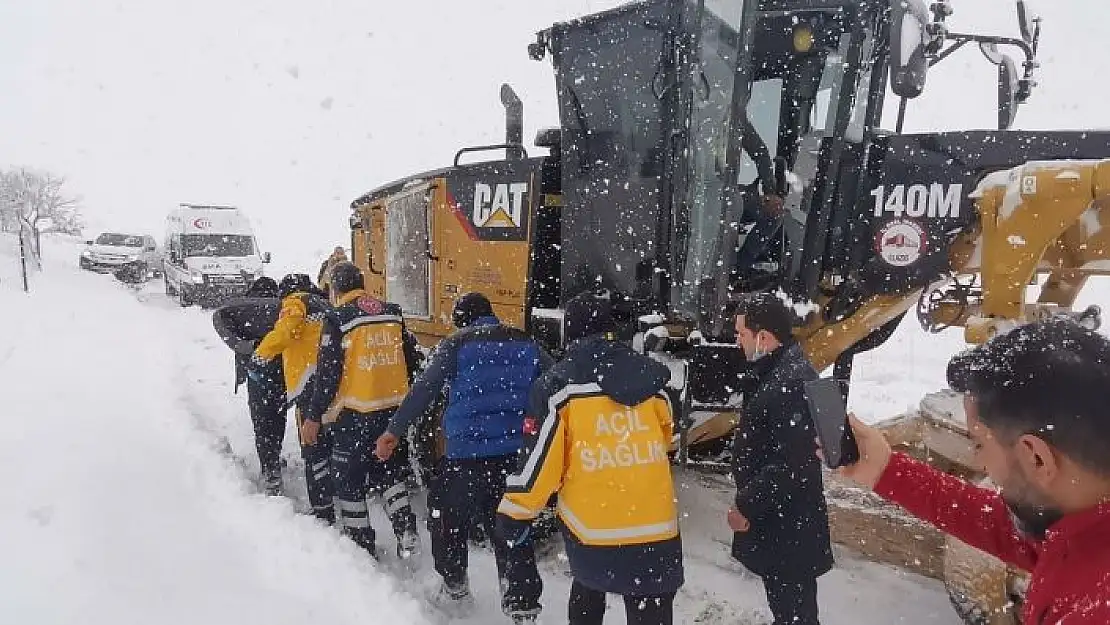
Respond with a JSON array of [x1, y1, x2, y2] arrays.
[[0, 238, 431, 625]]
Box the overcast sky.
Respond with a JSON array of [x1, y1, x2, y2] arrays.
[[1, 0, 1105, 268]]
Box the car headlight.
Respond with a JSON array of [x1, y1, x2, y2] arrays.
[[125, 254, 140, 262], [81, 251, 92, 258], [190, 271, 205, 284]]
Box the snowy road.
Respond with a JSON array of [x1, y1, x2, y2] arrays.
[[2, 238, 964, 624]]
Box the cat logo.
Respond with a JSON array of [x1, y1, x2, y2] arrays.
[[473, 182, 528, 229]]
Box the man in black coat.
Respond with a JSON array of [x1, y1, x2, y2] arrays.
[[727, 292, 832, 625], [212, 277, 286, 495]]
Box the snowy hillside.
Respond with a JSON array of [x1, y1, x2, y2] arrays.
[[0, 237, 964, 624]]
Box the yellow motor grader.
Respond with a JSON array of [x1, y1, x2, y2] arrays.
[[345, 1, 1108, 622]]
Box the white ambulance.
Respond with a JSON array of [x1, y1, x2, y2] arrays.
[[162, 204, 271, 307]]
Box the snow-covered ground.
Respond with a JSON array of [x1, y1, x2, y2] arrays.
[[2, 236, 963, 624]]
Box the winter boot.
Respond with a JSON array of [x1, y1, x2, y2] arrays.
[[261, 467, 283, 496], [396, 529, 420, 558], [394, 529, 422, 576], [339, 526, 378, 561], [429, 579, 476, 617], [312, 504, 336, 525], [501, 578, 541, 624]]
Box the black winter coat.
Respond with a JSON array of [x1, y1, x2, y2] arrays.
[[730, 340, 833, 580], [211, 296, 283, 393]]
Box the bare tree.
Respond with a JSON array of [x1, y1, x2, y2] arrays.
[[0, 168, 83, 254]]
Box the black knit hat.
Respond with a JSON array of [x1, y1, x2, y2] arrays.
[[453, 292, 495, 328], [278, 274, 314, 298], [563, 291, 615, 343], [329, 261, 365, 296], [246, 276, 279, 298]]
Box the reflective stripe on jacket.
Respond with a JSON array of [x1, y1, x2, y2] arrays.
[[307, 289, 421, 424], [498, 334, 679, 545]]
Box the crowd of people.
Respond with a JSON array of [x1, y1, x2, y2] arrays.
[[212, 254, 1110, 625]]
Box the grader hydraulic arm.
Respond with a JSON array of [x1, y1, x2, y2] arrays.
[[932, 158, 1110, 343]]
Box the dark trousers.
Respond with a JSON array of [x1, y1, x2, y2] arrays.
[[568, 579, 675, 625], [329, 411, 417, 556], [736, 190, 784, 269], [246, 376, 287, 479], [428, 455, 542, 617], [762, 574, 820, 625], [297, 409, 335, 523]]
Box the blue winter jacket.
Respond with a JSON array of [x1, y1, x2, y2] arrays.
[[386, 316, 554, 459]]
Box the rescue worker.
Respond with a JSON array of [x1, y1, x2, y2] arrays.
[[304, 261, 422, 562], [317, 246, 348, 292], [252, 273, 335, 522], [212, 277, 285, 494], [374, 291, 551, 621], [496, 292, 684, 625]]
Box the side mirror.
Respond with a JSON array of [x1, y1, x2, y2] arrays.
[[998, 55, 1020, 130], [1016, 0, 1039, 45], [888, 0, 931, 99], [262, 252, 272, 264]]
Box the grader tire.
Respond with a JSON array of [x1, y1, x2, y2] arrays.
[[943, 534, 1022, 625]]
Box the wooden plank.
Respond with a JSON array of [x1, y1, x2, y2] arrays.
[[824, 473, 948, 580], [921, 422, 979, 470]]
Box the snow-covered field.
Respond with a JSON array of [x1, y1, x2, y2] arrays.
[[1, 237, 963, 624]]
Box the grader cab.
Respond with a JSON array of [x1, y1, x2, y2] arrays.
[[349, 0, 1107, 448]]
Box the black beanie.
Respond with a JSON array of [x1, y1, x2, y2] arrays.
[[278, 273, 314, 298], [453, 292, 495, 328], [246, 276, 279, 298], [329, 261, 365, 296], [563, 292, 615, 343]]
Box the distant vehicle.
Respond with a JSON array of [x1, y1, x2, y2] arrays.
[[80, 232, 163, 280], [162, 203, 271, 308]]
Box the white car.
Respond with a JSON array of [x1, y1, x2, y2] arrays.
[[79, 232, 163, 279]]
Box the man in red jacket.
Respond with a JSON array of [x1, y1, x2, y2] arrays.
[[837, 317, 1110, 624]]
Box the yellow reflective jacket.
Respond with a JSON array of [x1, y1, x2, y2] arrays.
[[252, 292, 330, 408], [306, 289, 421, 424], [498, 335, 678, 548]]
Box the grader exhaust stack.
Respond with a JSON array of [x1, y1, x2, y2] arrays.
[[501, 83, 524, 161]]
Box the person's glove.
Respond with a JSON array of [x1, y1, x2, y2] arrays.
[[245, 355, 269, 383], [761, 193, 785, 218], [496, 512, 533, 549], [233, 339, 258, 356]]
